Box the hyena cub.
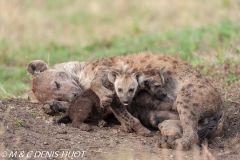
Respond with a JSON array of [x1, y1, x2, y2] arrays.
[[129, 67, 179, 128], [57, 69, 146, 132]]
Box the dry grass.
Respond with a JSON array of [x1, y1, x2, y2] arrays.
[[1, 0, 240, 47], [0, 84, 15, 98]]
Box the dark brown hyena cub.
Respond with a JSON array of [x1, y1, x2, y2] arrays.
[[57, 88, 112, 131], [129, 67, 179, 128]]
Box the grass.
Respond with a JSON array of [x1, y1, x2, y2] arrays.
[[0, 1, 240, 98], [29, 109, 36, 115], [15, 118, 23, 127]]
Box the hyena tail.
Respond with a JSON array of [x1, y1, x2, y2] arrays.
[[57, 115, 72, 124], [197, 111, 224, 140]]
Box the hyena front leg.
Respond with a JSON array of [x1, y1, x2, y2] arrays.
[[90, 70, 114, 108], [172, 108, 199, 150], [171, 88, 199, 150]]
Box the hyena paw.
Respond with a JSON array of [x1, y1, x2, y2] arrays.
[[172, 138, 191, 150], [100, 90, 114, 107], [156, 135, 180, 149], [42, 100, 59, 115], [100, 97, 113, 108], [79, 124, 92, 132], [137, 128, 153, 137]]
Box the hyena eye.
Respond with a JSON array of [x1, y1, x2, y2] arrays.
[[155, 84, 161, 88], [54, 81, 61, 89], [128, 88, 134, 93], [118, 88, 123, 92]]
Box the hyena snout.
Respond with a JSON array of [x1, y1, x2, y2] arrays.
[[70, 92, 78, 99], [53, 92, 78, 102], [157, 89, 167, 100], [120, 96, 133, 106], [66, 90, 81, 102], [54, 86, 82, 102]]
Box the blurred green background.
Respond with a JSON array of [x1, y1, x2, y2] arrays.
[[0, 0, 240, 98]]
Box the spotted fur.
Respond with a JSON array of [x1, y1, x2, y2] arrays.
[[27, 52, 224, 150]]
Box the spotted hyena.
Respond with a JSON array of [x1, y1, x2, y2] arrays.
[[87, 53, 224, 150], [27, 52, 224, 150]]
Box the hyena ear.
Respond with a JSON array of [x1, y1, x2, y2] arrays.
[[160, 66, 165, 74], [108, 70, 120, 83], [27, 60, 49, 76], [139, 77, 153, 88], [132, 71, 145, 84], [159, 67, 165, 84]]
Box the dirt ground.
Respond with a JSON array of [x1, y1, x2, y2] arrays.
[[0, 71, 240, 160]]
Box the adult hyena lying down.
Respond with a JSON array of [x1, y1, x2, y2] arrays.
[[85, 53, 224, 150], [27, 52, 224, 150]]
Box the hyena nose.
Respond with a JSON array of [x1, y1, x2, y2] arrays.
[[159, 92, 167, 100], [72, 93, 78, 98], [162, 93, 167, 97]]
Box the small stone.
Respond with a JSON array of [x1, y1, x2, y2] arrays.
[[43, 142, 48, 145], [112, 130, 118, 134], [60, 123, 66, 127]]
